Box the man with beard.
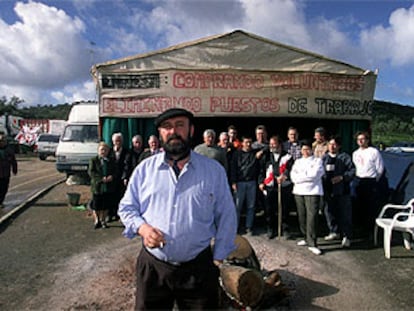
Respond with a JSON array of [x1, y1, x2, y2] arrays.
[[118, 108, 237, 310]]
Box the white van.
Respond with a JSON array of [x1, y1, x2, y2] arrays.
[[56, 101, 99, 176], [36, 133, 60, 160]]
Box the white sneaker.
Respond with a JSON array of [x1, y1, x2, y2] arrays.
[[342, 237, 351, 248], [324, 232, 340, 241], [308, 246, 322, 255], [297, 240, 307, 246]]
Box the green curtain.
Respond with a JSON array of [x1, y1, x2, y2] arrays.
[[337, 120, 370, 154], [102, 117, 370, 153], [102, 117, 157, 148]]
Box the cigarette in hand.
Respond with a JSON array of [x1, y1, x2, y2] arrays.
[[159, 242, 164, 248]]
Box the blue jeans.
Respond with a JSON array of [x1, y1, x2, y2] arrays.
[[235, 181, 257, 230], [324, 194, 352, 238]]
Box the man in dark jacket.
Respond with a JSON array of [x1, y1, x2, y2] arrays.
[[122, 135, 144, 185], [109, 132, 129, 222], [230, 136, 260, 235], [0, 134, 17, 208], [322, 136, 355, 248], [258, 135, 293, 239]]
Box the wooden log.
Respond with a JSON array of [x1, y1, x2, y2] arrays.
[[219, 264, 264, 307], [226, 235, 261, 271], [227, 235, 253, 259]]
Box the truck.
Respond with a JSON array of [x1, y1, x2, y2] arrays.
[[48, 119, 66, 136], [55, 101, 99, 176], [0, 114, 23, 137]]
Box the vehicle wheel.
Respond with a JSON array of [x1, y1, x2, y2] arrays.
[[39, 154, 47, 161]]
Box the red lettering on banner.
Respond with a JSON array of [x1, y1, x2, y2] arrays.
[[210, 97, 279, 113], [270, 73, 364, 92], [173, 72, 264, 90], [102, 97, 202, 114]]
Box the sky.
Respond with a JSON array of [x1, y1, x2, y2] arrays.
[[1, 0, 414, 107]]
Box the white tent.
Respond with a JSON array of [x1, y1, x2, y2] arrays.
[[92, 30, 376, 121]]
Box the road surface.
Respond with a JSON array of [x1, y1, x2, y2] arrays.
[[0, 155, 65, 222]]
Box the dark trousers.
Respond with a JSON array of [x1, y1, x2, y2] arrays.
[[295, 195, 320, 247], [324, 194, 353, 238], [109, 182, 126, 218], [92, 192, 112, 211], [0, 177, 10, 204], [354, 178, 379, 233], [135, 247, 220, 310]]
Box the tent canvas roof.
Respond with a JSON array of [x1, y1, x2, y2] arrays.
[[92, 29, 373, 75]]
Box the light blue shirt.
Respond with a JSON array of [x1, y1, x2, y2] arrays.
[[118, 151, 237, 263]]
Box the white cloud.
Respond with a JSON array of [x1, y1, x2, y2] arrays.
[[108, 28, 148, 57], [1, 0, 414, 107], [0, 83, 43, 106], [360, 5, 414, 66], [135, 0, 245, 48], [241, 0, 310, 47], [51, 80, 96, 104], [0, 1, 92, 89]]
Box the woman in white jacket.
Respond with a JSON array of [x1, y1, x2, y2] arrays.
[[290, 140, 325, 255]]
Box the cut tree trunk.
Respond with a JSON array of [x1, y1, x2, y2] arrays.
[[219, 264, 264, 307], [226, 235, 261, 270]]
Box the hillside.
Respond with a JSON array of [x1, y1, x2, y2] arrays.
[[372, 100, 414, 147]]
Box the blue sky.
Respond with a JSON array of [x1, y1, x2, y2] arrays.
[[1, 0, 414, 107]]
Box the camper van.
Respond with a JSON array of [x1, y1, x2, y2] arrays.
[[56, 101, 99, 176]]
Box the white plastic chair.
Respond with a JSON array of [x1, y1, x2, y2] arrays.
[[374, 198, 414, 259]]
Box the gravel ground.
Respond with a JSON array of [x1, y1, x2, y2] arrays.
[[0, 182, 413, 310]]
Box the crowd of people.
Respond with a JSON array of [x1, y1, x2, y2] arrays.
[[84, 108, 388, 309], [88, 113, 386, 257], [190, 123, 385, 255]]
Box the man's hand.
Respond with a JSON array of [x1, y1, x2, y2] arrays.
[[231, 183, 237, 192], [277, 175, 287, 184], [259, 183, 265, 192], [138, 223, 166, 249], [331, 175, 343, 184]]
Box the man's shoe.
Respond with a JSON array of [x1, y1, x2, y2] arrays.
[[102, 222, 108, 229], [324, 232, 340, 241], [245, 228, 253, 237], [341, 237, 351, 248], [308, 246, 322, 255], [94, 221, 102, 229], [255, 211, 265, 218], [282, 230, 291, 240], [297, 239, 307, 246]]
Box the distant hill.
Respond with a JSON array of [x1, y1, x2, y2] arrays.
[[372, 100, 414, 146], [373, 100, 414, 122]]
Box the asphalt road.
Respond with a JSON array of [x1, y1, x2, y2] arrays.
[[0, 155, 65, 222]]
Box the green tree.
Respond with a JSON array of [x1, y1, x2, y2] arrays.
[[0, 96, 24, 116]]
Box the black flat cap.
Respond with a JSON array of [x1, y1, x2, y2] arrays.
[[154, 108, 194, 128]]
